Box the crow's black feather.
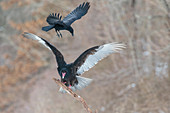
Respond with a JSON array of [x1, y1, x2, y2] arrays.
[[42, 2, 90, 38]]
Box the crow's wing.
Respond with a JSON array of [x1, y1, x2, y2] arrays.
[[63, 2, 90, 26], [46, 13, 63, 25], [73, 43, 126, 75], [22, 32, 66, 67]]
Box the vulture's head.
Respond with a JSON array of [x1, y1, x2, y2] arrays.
[[60, 68, 70, 86]]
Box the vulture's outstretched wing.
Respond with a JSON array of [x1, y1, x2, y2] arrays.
[[73, 43, 126, 75], [46, 13, 63, 25], [63, 2, 90, 26], [22, 32, 66, 67]]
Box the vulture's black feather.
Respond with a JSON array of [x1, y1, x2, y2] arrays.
[[23, 33, 126, 93]]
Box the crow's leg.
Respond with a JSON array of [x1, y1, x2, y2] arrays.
[[58, 30, 62, 38], [55, 30, 60, 38], [57, 31, 60, 38]]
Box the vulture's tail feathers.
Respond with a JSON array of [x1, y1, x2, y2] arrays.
[[75, 76, 93, 90], [59, 76, 93, 93]]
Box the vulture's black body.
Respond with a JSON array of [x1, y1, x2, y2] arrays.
[[23, 33, 126, 93], [42, 2, 90, 37]]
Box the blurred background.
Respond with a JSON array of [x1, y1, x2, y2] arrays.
[[0, 0, 169, 113]]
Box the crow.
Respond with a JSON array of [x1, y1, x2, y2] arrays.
[[42, 2, 90, 38], [22, 33, 126, 93]]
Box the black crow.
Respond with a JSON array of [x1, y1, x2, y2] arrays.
[[42, 2, 90, 38], [23, 33, 126, 93]]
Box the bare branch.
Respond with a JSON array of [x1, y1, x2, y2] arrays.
[[162, 0, 170, 13], [53, 78, 95, 113]]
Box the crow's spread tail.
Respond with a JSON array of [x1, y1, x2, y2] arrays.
[[42, 25, 54, 32]]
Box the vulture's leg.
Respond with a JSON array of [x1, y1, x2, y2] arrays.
[[58, 31, 63, 38]]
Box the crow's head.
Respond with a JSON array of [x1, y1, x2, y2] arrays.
[[67, 26, 74, 36]]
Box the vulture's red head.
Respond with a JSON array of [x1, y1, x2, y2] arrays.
[[60, 68, 70, 86]]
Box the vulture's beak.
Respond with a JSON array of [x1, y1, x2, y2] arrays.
[[62, 72, 66, 79]]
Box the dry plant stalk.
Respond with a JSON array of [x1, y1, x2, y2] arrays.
[[53, 78, 94, 113]]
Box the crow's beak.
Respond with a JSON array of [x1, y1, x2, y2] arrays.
[[72, 32, 74, 36]]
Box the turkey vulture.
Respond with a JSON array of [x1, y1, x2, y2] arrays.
[[22, 33, 126, 93], [42, 2, 90, 38]]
